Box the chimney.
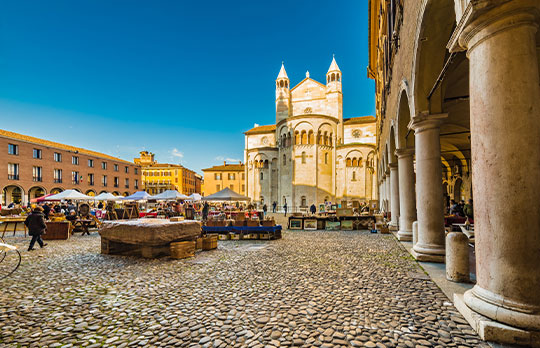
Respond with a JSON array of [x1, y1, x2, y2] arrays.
[[223, 161, 226, 165]]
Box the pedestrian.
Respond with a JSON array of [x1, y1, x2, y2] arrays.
[[97, 201, 103, 209], [42, 203, 51, 220], [283, 202, 288, 217], [202, 202, 209, 221], [272, 201, 277, 213], [262, 204, 267, 218], [464, 199, 474, 219], [310, 203, 316, 215], [24, 206, 48, 251]]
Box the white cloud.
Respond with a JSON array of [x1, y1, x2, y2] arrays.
[[171, 148, 184, 159], [215, 156, 241, 163]]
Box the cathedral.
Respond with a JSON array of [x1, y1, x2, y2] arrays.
[[244, 58, 377, 210]]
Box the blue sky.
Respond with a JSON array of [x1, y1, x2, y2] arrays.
[[0, 0, 374, 173]]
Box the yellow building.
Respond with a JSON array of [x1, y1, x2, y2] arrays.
[[202, 162, 245, 196], [134, 151, 200, 195]]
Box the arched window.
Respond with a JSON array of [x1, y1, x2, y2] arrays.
[[352, 171, 356, 181], [324, 152, 328, 164], [352, 158, 358, 167], [329, 133, 333, 146], [283, 154, 286, 165], [301, 196, 307, 207], [280, 80, 284, 87], [324, 132, 328, 145], [331, 73, 335, 81], [260, 172, 264, 180], [317, 132, 322, 144], [287, 133, 291, 147], [301, 131, 307, 144], [308, 131, 314, 144], [264, 160, 269, 169], [337, 73, 340, 82], [346, 158, 352, 167], [301, 152, 306, 164], [294, 131, 300, 145]]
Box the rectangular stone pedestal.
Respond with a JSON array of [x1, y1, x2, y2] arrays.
[[410, 248, 445, 263], [454, 294, 540, 347]]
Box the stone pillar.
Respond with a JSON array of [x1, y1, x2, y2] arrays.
[[409, 114, 447, 262], [412, 221, 418, 246], [385, 168, 391, 215], [459, 2, 540, 330], [395, 148, 416, 241], [389, 163, 400, 228], [446, 231, 469, 283], [380, 174, 386, 211]]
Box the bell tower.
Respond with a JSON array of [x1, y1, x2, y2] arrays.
[[276, 62, 291, 123], [326, 56, 343, 144]]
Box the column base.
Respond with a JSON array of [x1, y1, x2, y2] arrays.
[[397, 230, 412, 241], [389, 223, 399, 231], [455, 294, 540, 347], [412, 242, 445, 262], [464, 285, 540, 331]]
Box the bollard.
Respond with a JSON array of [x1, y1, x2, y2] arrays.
[[445, 231, 470, 282], [412, 221, 418, 246]]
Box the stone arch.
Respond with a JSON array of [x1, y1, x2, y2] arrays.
[[85, 190, 97, 197], [28, 186, 46, 202], [397, 81, 415, 149], [389, 126, 398, 164], [50, 187, 64, 195], [411, 0, 457, 115], [2, 184, 24, 205]]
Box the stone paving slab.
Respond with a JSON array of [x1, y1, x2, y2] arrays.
[[0, 231, 490, 347]]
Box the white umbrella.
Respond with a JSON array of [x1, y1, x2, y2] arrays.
[[187, 193, 202, 202], [44, 189, 93, 201], [149, 190, 189, 201], [93, 192, 122, 201]]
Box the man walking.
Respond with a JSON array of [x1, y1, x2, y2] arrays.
[[25, 206, 48, 251], [272, 201, 277, 213], [283, 202, 288, 217]]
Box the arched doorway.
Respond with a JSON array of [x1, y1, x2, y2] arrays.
[[85, 190, 96, 197], [2, 185, 24, 205], [123, 192, 129, 197], [50, 187, 64, 195], [28, 186, 46, 202], [453, 178, 462, 202]]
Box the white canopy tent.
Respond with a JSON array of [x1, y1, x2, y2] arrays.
[[187, 193, 202, 202], [93, 192, 123, 201], [149, 190, 189, 201], [44, 189, 93, 201], [121, 191, 152, 201]]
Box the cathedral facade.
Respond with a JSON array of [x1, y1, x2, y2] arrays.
[[244, 58, 377, 210]]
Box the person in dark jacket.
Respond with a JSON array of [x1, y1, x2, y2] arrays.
[[262, 204, 267, 218], [202, 202, 209, 221], [42, 203, 51, 220], [310, 204, 316, 215], [24, 206, 48, 251]]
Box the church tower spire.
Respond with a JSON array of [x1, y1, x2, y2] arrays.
[[326, 56, 343, 144], [276, 62, 291, 123]]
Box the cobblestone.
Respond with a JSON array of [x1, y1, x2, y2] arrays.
[[0, 231, 490, 347]]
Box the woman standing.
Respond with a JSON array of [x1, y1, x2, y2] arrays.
[[24, 206, 48, 251]]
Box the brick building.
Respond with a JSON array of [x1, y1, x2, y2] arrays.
[[0, 129, 141, 205], [202, 162, 245, 196]]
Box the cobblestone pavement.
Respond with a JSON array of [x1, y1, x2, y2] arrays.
[[0, 231, 490, 348]]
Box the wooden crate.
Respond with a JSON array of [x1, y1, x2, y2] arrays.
[[218, 234, 229, 240], [229, 233, 240, 240], [43, 221, 70, 240], [170, 216, 185, 222], [246, 220, 260, 227], [261, 220, 275, 227], [196, 237, 203, 250], [170, 241, 195, 259], [202, 235, 218, 250]]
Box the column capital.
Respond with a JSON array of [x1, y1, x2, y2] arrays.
[[449, 0, 540, 53], [385, 168, 390, 176], [389, 162, 398, 170], [395, 147, 415, 159], [408, 113, 447, 134]]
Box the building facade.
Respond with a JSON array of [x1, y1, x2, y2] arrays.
[[201, 162, 245, 196], [369, 0, 540, 344], [134, 151, 200, 195], [244, 59, 377, 210], [0, 129, 141, 205]]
